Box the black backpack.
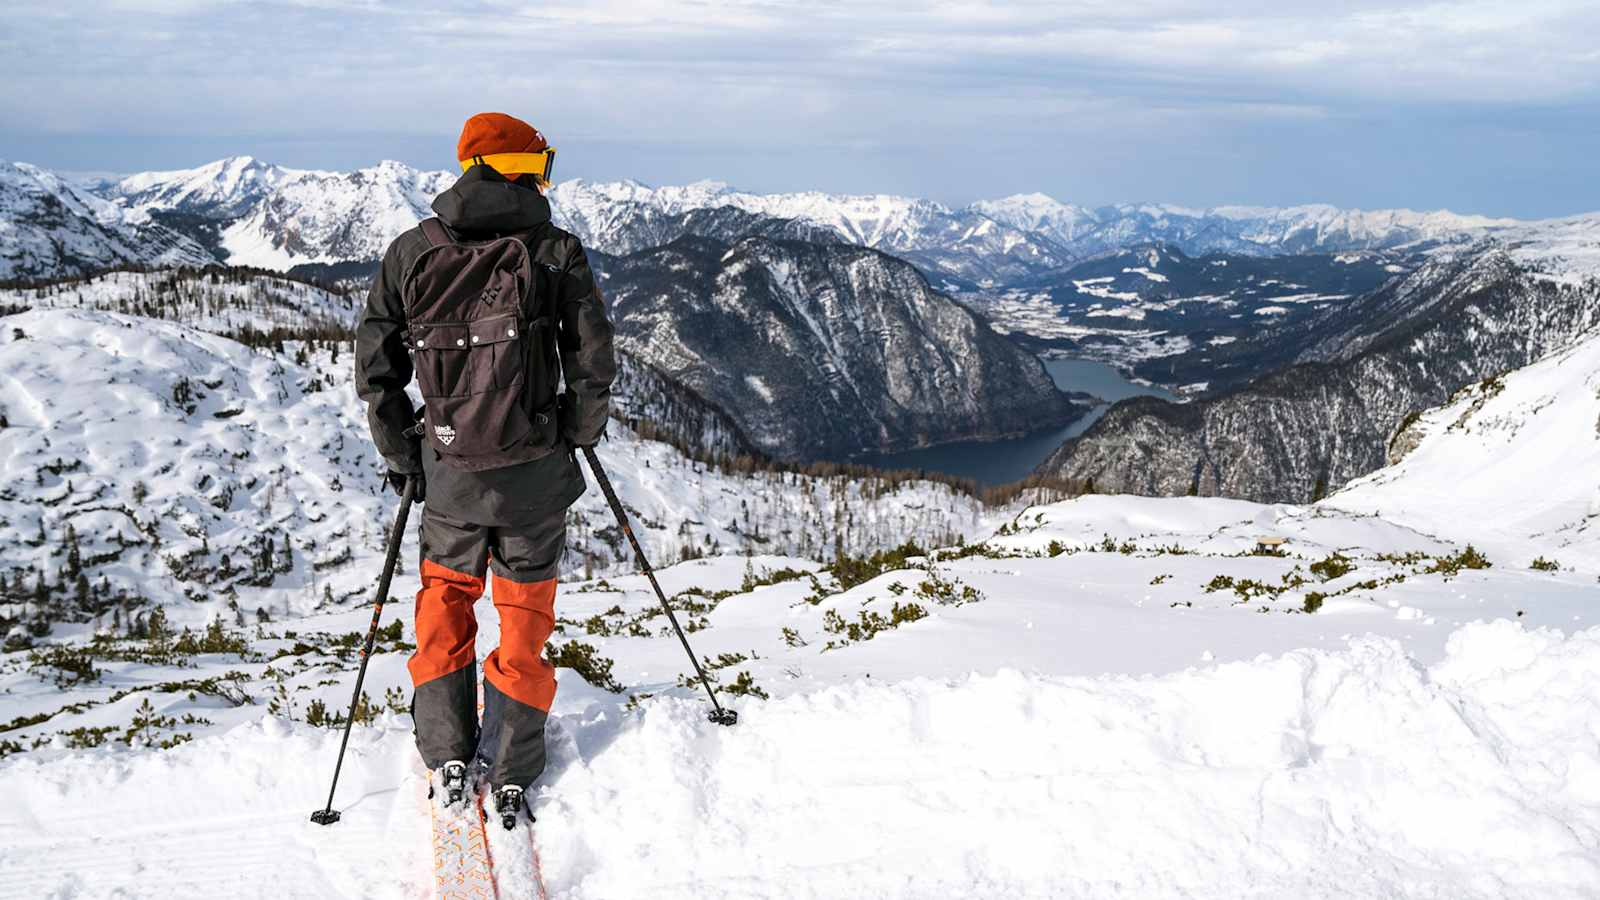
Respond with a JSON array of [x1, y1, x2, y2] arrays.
[[402, 218, 559, 471]]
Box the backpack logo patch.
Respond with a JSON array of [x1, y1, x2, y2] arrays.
[[434, 424, 457, 446]]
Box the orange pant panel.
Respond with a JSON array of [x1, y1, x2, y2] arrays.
[[483, 574, 559, 712], [409, 558, 484, 687]]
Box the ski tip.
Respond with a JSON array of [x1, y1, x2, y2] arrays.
[[708, 708, 738, 727], [309, 808, 342, 826]]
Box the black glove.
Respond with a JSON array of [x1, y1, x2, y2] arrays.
[[557, 393, 605, 449], [386, 469, 425, 503]]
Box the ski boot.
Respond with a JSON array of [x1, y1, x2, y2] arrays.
[[492, 784, 531, 831], [430, 760, 470, 809]]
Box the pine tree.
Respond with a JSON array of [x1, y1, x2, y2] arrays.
[[58, 522, 82, 576]]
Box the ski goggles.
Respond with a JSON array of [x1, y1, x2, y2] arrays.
[[461, 149, 556, 183]]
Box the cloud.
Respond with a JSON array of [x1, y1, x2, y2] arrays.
[[1, 0, 1597, 215]]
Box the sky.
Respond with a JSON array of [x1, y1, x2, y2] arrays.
[[2, 1, 1598, 218]]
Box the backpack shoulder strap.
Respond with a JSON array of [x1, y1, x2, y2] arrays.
[[418, 217, 453, 248]]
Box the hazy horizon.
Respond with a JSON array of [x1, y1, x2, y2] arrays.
[[4, 1, 1597, 219]]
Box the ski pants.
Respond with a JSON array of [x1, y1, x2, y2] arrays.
[[409, 505, 564, 790]]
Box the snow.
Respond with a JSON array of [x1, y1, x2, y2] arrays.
[[1121, 265, 1169, 282], [743, 374, 775, 403], [1326, 325, 1600, 571], [4, 617, 1598, 898]]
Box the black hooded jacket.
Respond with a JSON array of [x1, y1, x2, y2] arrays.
[[354, 165, 617, 525]]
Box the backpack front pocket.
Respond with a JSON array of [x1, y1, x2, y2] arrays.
[[410, 314, 533, 458]]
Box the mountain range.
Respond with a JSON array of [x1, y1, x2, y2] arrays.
[[3, 156, 1545, 286], [7, 154, 1600, 496]]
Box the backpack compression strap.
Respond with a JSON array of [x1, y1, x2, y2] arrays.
[[419, 217, 452, 248]]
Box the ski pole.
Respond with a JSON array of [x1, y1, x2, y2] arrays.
[[310, 475, 418, 826], [580, 446, 738, 726]]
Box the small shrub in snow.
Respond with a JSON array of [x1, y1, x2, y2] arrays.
[[741, 564, 810, 592], [1302, 592, 1326, 614], [27, 645, 100, 686], [703, 652, 751, 671], [781, 627, 807, 647], [914, 569, 983, 607], [545, 640, 624, 693], [1203, 574, 1281, 604], [1428, 546, 1492, 578], [829, 540, 927, 592], [722, 671, 768, 700], [1530, 557, 1560, 572], [59, 725, 116, 749], [1310, 553, 1354, 581], [821, 601, 929, 648]]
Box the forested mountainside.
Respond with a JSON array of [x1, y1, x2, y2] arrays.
[[1038, 247, 1600, 502], [608, 347, 756, 460], [594, 234, 1080, 459], [0, 266, 359, 341]]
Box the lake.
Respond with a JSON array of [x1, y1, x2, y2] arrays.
[[843, 358, 1176, 487]]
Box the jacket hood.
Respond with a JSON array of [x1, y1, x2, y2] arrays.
[[431, 165, 552, 234]]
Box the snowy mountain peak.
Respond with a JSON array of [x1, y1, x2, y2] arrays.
[[109, 155, 299, 218]]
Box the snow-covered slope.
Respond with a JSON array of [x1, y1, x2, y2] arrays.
[[0, 309, 992, 639], [1325, 326, 1600, 568], [3, 615, 1597, 899], [5, 305, 1600, 895], [4, 482, 1599, 896], [0, 162, 210, 279]]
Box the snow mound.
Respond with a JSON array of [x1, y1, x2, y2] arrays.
[[3, 621, 1597, 898]]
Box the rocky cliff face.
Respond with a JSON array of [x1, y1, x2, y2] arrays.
[[1037, 248, 1600, 502], [596, 235, 1079, 459]]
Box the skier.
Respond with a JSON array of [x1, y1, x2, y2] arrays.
[[354, 112, 616, 829]]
